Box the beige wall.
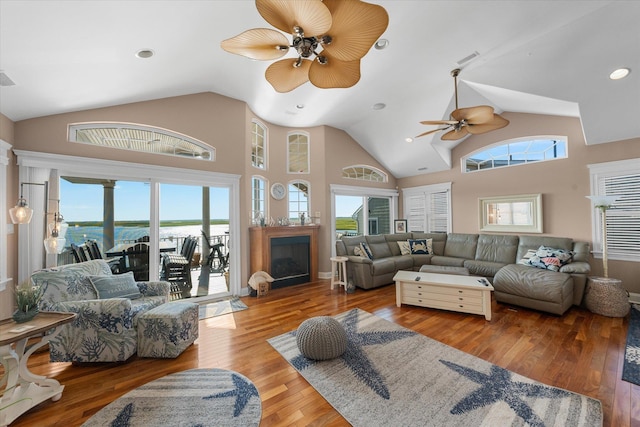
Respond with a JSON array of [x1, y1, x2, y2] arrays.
[[1, 113, 17, 320], [5, 93, 394, 301], [398, 112, 640, 294]]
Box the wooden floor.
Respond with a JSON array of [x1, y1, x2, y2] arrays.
[[7, 279, 640, 426]]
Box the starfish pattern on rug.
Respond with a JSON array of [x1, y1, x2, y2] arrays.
[[290, 309, 416, 399], [110, 402, 134, 427], [440, 359, 570, 427], [203, 373, 260, 417]]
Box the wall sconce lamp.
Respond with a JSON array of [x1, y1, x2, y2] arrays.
[[44, 201, 68, 255], [586, 195, 619, 278], [9, 182, 47, 224]]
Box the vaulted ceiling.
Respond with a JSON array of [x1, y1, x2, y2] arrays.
[[1, 1, 638, 178]]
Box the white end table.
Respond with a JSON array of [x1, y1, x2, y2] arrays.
[[1, 311, 76, 426]]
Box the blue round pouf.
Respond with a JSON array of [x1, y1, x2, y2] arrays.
[[296, 316, 347, 360]]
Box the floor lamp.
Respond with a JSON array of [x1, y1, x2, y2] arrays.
[[586, 195, 619, 278]]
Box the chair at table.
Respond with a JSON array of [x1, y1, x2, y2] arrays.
[[161, 236, 198, 300], [70, 243, 90, 263], [85, 239, 123, 274], [126, 243, 150, 282]]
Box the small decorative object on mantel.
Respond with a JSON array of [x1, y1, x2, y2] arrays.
[[13, 280, 46, 323], [300, 212, 306, 226]]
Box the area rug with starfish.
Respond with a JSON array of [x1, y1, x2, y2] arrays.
[[622, 304, 640, 386], [199, 297, 248, 320], [82, 368, 261, 427], [268, 308, 602, 427]]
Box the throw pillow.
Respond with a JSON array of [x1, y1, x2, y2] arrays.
[[90, 272, 142, 299], [521, 246, 574, 272], [359, 242, 374, 260], [408, 239, 432, 255], [397, 241, 411, 255], [353, 246, 366, 258]]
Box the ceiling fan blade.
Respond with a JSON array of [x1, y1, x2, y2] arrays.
[[320, 0, 389, 62], [308, 52, 360, 89], [256, 0, 332, 36], [467, 114, 510, 134], [415, 127, 450, 138], [265, 58, 312, 93], [451, 105, 494, 124], [220, 28, 289, 60], [420, 120, 459, 125], [441, 127, 470, 141]]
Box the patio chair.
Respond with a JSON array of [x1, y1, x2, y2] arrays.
[[125, 243, 150, 281], [70, 243, 90, 263], [161, 236, 198, 299], [85, 239, 123, 274]]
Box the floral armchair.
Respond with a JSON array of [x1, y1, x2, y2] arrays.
[[32, 259, 170, 363]]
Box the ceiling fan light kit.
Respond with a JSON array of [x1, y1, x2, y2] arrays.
[[416, 68, 509, 141], [220, 0, 389, 93]]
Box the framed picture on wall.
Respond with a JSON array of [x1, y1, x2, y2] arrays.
[[394, 219, 408, 233]]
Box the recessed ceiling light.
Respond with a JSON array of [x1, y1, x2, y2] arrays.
[[296, 104, 304, 109], [418, 167, 428, 171], [372, 103, 386, 110], [374, 39, 389, 50], [609, 68, 630, 80], [405, 137, 414, 143], [136, 49, 155, 59]]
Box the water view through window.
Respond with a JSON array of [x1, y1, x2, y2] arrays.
[[60, 178, 230, 298]]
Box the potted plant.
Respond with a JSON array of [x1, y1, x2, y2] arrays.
[[13, 280, 46, 323]]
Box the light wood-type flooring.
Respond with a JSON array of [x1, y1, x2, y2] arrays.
[[7, 279, 640, 426]]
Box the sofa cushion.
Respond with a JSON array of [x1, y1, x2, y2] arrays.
[[33, 259, 113, 310], [385, 233, 413, 256], [494, 264, 573, 306], [463, 260, 507, 278], [475, 234, 519, 263], [341, 235, 367, 256], [392, 255, 414, 271], [90, 272, 142, 300], [366, 235, 392, 259], [370, 258, 397, 276], [443, 233, 479, 259], [430, 255, 466, 267]]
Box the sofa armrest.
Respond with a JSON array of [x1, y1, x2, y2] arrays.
[[137, 280, 171, 298], [347, 256, 373, 265], [560, 262, 590, 274]]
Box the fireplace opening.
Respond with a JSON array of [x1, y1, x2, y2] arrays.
[[270, 235, 310, 288]]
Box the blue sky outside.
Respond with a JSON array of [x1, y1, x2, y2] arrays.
[[61, 180, 230, 222]]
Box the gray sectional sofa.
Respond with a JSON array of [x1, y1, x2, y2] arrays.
[[335, 232, 591, 315]]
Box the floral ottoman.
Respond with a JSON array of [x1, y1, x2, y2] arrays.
[[137, 302, 199, 358]]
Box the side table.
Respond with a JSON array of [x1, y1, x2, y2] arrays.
[[584, 277, 630, 317], [0, 311, 77, 426]]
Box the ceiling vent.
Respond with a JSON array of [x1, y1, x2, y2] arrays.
[[456, 51, 480, 66]]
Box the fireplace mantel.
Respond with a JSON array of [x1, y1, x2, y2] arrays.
[[249, 225, 319, 286]]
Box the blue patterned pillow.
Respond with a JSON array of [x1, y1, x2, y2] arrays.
[[521, 246, 573, 272], [90, 272, 141, 299], [359, 242, 374, 259], [409, 239, 432, 255]]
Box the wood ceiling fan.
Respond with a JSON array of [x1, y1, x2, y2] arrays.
[[416, 68, 509, 141], [220, 0, 388, 93]]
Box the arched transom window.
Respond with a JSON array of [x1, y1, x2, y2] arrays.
[[463, 136, 567, 173], [342, 165, 388, 182], [68, 122, 215, 161], [288, 132, 309, 174]]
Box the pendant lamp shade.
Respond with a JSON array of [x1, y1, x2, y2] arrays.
[[9, 198, 33, 224]]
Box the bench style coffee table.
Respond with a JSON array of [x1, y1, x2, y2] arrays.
[[394, 270, 494, 320]]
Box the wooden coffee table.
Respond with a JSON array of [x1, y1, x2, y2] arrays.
[[0, 311, 76, 426], [394, 270, 494, 320]]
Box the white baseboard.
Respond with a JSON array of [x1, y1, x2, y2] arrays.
[[318, 271, 332, 280], [629, 292, 640, 305]]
